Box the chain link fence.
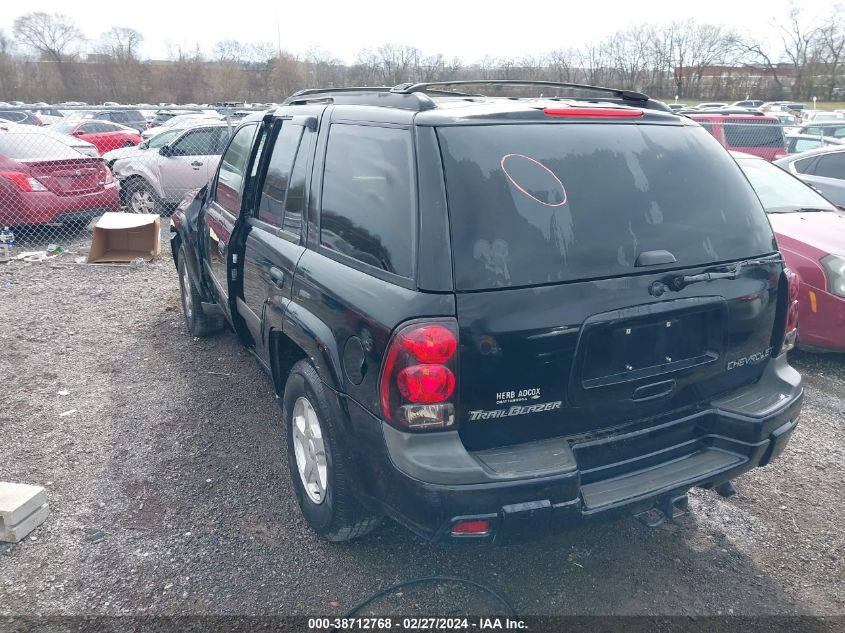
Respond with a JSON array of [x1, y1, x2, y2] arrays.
[[0, 104, 268, 261], [1, 102, 843, 263]]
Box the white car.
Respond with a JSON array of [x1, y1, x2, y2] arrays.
[[102, 128, 184, 168], [0, 119, 98, 156], [112, 122, 232, 213], [141, 113, 223, 140]]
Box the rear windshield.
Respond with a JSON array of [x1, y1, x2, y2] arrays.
[[0, 133, 82, 160], [437, 123, 775, 290], [722, 120, 785, 148]]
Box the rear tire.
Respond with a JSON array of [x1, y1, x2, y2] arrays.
[[177, 245, 224, 337], [283, 360, 382, 541], [125, 178, 161, 215]]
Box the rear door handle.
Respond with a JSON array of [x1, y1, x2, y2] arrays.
[[269, 266, 285, 288], [191, 160, 203, 169]]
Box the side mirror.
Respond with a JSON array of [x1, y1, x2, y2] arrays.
[[72, 130, 84, 136], [159, 145, 172, 157], [140, 141, 149, 149]]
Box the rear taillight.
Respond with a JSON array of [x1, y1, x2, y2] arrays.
[[100, 164, 114, 185], [379, 320, 458, 430], [1, 171, 47, 192], [781, 268, 800, 353]]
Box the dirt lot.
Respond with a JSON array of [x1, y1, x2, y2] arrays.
[[1, 225, 843, 621]]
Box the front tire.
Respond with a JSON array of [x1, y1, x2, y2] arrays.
[[283, 360, 381, 541], [177, 245, 224, 337], [125, 178, 161, 214]]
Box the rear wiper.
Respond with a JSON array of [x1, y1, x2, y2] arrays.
[[648, 257, 784, 297]]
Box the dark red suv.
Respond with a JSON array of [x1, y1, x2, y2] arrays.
[[687, 111, 788, 161]]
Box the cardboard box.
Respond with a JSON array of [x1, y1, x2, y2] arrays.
[[87, 212, 161, 264]]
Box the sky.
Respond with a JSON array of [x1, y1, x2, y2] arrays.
[[1, 0, 839, 63]]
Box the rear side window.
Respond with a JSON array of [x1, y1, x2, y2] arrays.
[[814, 153, 845, 179], [320, 124, 413, 278], [258, 122, 304, 227], [723, 120, 785, 148], [438, 123, 775, 290]]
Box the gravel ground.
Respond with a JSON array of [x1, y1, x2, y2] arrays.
[[1, 224, 843, 620]]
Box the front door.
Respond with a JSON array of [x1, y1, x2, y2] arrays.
[[203, 123, 259, 304], [160, 126, 227, 203]]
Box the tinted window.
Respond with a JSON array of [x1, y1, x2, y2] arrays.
[[723, 120, 785, 148], [172, 127, 218, 156], [79, 123, 103, 133], [99, 123, 122, 133], [124, 110, 144, 122], [793, 157, 816, 174], [109, 112, 128, 123], [258, 122, 303, 226], [0, 111, 26, 123], [320, 124, 413, 277], [814, 153, 845, 179], [438, 124, 775, 290], [283, 138, 311, 236], [214, 124, 256, 216]]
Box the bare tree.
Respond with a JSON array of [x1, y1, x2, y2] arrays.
[[12, 12, 82, 62], [13, 12, 83, 92], [817, 9, 845, 100]]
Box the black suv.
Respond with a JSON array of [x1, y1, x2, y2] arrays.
[[171, 80, 803, 543]]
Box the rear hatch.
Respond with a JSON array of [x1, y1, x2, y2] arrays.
[[24, 158, 106, 195], [436, 120, 783, 450], [0, 131, 107, 195]]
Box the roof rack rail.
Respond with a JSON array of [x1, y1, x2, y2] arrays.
[[283, 86, 454, 110], [390, 80, 650, 102]]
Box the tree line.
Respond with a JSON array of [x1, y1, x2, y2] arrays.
[[1, 8, 844, 104]]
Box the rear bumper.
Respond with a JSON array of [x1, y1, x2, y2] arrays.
[[0, 185, 120, 225], [346, 354, 802, 543]]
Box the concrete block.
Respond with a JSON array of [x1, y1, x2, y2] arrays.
[[0, 482, 49, 543]]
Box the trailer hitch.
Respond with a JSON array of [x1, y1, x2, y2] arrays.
[[634, 493, 690, 528]]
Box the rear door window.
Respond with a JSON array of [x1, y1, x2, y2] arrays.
[[257, 122, 304, 227], [319, 124, 414, 278], [437, 123, 775, 290]]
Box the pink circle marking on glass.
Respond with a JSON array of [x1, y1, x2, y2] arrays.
[[500, 153, 567, 207]]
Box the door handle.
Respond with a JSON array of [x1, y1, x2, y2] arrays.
[[269, 266, 285, 288], [191, 160, 203, 169]]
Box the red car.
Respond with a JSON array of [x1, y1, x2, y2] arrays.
[[51, 119, 141, 155], [688, 111, 787, 161], [0, 128, 120, 226], [735, 152, 845, 352]]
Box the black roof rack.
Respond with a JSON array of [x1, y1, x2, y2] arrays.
[[281, 80, 670, 112], [390, 80, 649, 103]]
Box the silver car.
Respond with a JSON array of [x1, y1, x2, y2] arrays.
[[112, 122, 232, 214], [775, 145, 845, 208]]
